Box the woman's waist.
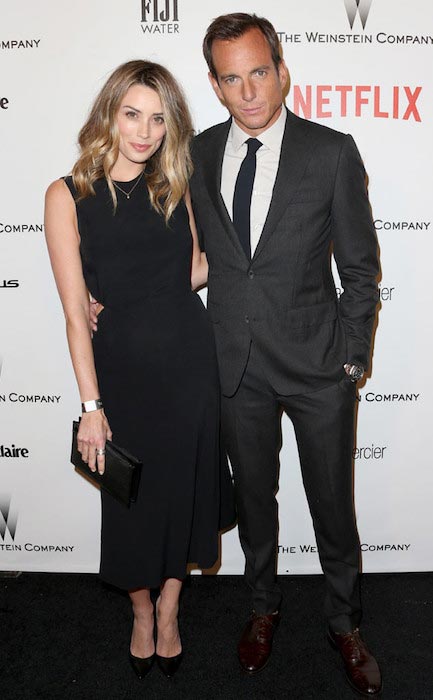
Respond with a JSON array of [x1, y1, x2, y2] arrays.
[[96, 288, 205, 316], [94, 285, 193, 308]]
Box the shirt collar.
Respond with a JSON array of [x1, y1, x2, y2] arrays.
[[229, 106, 287, 154]]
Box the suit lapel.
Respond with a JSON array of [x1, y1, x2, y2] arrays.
[[201, 119, 247, 257], [252, 109, 314, 262], [201, 110, 316, 263]]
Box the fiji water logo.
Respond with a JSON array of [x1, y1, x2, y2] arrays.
[[140, 0, 180, 34]]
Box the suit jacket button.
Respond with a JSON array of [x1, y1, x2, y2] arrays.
[[245, 315, 250, 323], [248, 270, 254, 279]]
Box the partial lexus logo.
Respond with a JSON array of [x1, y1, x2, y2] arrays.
[[344, 0, 373, 30], [0, 280, 19, 288]]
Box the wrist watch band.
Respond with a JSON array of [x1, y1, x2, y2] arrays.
[[344, 364, 364, 382], [81, 398, 103, 413]]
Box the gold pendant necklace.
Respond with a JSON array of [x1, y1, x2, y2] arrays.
[[112, 170, 144, 200]]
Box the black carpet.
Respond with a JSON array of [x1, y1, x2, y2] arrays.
[[1, 572, 432, 699]]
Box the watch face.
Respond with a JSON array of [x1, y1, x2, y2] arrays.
[[351, 366, 364, 381]]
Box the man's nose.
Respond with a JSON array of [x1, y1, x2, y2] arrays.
[[242, 79, 256, 102]]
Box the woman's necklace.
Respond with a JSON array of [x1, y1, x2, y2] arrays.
[[112, 170, 145, 200]]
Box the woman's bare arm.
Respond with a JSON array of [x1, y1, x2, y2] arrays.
[[44, 179, 112, 473]]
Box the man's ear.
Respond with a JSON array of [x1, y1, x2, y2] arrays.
[[278, 60, 289, 91], [208, 71, 224, 103]]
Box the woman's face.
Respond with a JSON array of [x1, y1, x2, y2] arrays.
[[116, 84, 167, 170]]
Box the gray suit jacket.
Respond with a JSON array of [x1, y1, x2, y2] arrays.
[[190, 108, 379, 397]]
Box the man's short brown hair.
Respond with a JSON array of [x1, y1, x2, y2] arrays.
[[203, 13, 282, 79]]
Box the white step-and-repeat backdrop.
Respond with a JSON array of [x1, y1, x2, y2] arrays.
[[1, 0, 432, 575]]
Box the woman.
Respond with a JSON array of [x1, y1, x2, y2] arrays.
[[44, 60, 233, 679]]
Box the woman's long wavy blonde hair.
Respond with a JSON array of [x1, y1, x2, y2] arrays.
[[72, 60, 193, 222]]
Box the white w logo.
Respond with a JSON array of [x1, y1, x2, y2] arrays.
[[0, 496, 18, 541], [344, 0, 373, 29]]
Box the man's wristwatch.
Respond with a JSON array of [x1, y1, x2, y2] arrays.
[[344, 364, 364, 382]]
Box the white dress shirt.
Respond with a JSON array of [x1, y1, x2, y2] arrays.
[[220, 106, 287, 256]]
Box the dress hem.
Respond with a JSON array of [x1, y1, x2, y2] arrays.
[[99, 557, 220, 591]]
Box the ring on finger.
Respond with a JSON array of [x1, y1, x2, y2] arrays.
[[96, 448, 106, 456]]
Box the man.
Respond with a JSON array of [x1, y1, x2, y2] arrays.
[[190, 13, 381, 696]]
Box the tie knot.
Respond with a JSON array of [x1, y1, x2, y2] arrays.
[[245, 138, 262, 155]]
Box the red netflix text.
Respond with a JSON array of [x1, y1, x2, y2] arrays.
[[290, 85, 422, 122]]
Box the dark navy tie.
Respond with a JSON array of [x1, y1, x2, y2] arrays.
[[232, 138, 262, 259]]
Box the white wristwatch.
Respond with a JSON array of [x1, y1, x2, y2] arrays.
[[81, 398, 103, 413]]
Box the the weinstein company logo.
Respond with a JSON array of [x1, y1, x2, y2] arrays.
[[0, 496, 75, 553], [0, 496, 18, 542], [140, 0, 180, 34], [344, 0, 373, 30], [278, 0, 432, 46]]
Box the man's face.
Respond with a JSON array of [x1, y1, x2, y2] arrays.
[[208, 27, 288, 136]]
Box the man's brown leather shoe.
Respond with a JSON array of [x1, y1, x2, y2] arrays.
[[238, 611, 280, 674], [328, 628, 382, 696]]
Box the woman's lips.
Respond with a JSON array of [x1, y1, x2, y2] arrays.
[[130, 143, 151, 152]]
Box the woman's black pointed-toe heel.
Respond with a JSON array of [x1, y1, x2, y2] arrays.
[[156, 651, 183, 678], [129, 651, 155, 679]]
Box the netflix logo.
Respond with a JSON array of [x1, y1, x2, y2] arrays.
[[289, 84, 422, 122]]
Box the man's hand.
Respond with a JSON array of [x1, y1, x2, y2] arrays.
[[343, 363, 364, 382], [89, 296, 103, 334]]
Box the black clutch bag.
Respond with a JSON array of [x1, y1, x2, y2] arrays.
[[71, 421, 142, 507]]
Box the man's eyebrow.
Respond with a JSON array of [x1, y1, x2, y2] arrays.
[[219, 71, 239, 80], [249, 63, 272, 73], [219, 64, 272, 80]]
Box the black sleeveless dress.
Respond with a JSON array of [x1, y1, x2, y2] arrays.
[[64, 175, 234, 590]]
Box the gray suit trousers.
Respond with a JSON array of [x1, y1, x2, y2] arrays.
[[221, 342, 361, 633]]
